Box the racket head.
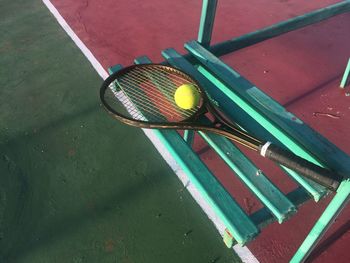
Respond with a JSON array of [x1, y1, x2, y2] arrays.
[[100, 64, 207, 128]]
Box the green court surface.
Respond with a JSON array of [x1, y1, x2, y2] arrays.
[[0, 1, 241, 262]]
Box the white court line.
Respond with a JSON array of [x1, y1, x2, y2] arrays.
[[42, 1, 259, 262]]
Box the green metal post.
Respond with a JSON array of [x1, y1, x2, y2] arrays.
[[291, 179, 350, 262], [340, 58, 350, 88], [198, 0, 218, 47]]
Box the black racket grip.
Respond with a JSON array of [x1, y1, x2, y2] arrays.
[[261, 143, 342, 191]]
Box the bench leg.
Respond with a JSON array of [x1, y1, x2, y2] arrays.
[[340, 58, 350, 88], [184, 130, 195, 146], [290, 179, 350, 263], [198, 0, 218, 47]]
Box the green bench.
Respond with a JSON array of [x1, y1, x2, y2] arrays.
[[108, 1, 350, 261]]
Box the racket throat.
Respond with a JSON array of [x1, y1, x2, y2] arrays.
[[205, 125, 262, 151], [223, 130, 262, 151]]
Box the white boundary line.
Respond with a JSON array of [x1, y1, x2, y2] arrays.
[[42, 1, 259, 262], [42, 0, 108, 80]]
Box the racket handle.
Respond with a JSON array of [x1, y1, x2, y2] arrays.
[[260, 142, 342, 191]]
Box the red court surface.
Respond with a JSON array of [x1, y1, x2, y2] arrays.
[[48, 0, 350, 262]]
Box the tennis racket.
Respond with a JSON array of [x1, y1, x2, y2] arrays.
[[100, 64, 342, 191]]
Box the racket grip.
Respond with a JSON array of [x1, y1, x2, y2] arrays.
[[260, 142, 342, 191]]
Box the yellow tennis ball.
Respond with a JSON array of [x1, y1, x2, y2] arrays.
[[174, 84, 200, 110]]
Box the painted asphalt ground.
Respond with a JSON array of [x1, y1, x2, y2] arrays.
[[0, 0, 241, 262], [43, 0, 350, 262]]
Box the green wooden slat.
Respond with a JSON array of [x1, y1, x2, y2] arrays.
[[128, 57, 259, 244], [251, 187, 311, 230], [161, 48, 326, 200], [133, 56, 153, 65], [185, 41, 350, 179], [107, 64, 123, 91], [183, 130, 195, 145], [218, 186, 312, 247], [108, 64, 123, 74], [198, 0, 218, 47], [197, 118, 297, 223], [207, 1, 350, 57]]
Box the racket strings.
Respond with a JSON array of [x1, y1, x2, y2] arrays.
[[146, 68, 200, 110], [120, 67, 193, 104], [114, 66, 201, 122], [106, 81, 161, 122], [113, 89, 162, 122], [131, 70, 183, 103], [115, 79, 185, 120], [141, 67, 195, 94], [110, 84, 170, 122], [139, 67, 200, 111], [114, 88, 176, 122], [117, 75, 186, 117]]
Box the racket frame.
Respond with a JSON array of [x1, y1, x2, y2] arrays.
[[100, 64, 342, 191], [100, 64, 263, 151]]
